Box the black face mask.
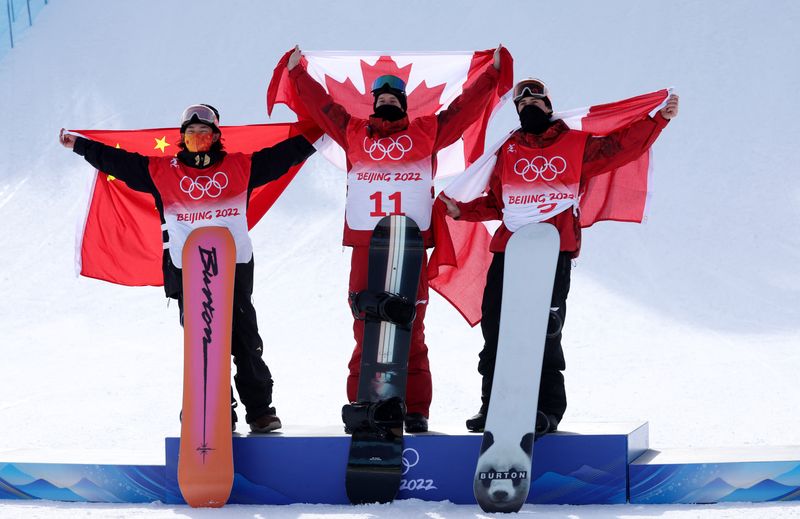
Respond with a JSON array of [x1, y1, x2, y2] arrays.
[[518, 104, 553, 134], [372, 104, 406, 122], [177, 147, 224, 169]]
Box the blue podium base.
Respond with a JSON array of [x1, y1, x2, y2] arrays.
[[630, 446, 800, 504], [162, 422, 648, 505], [0, 461, 166, 502], [0, 422, 645, 505], [4, 425, 800, 505]]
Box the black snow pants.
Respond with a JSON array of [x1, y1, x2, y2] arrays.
[[176, 258, 275, 424], [477, 251, 572, 421]]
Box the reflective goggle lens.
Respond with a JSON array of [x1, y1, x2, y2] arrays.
[[181, 105, 218, 127], [513, 81, 547, 103], [371, 75, 406, 94], [513, 90, 547, 103]]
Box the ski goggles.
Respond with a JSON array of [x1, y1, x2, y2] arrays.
[[180, 104, 219, 127], [513, 80, 548, 103], [371, 75, 407, 95]]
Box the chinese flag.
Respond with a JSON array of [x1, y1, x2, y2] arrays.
[[74, 122, 316, 286]]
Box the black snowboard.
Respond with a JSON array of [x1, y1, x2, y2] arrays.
[[343, 215, 424, 504]]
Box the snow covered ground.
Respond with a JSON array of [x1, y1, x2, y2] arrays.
[[1, 0, 799, 516]]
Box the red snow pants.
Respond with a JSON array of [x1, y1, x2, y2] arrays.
[[346, 245, 433, 417]]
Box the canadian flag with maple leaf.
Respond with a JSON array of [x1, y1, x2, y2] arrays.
[[267, 48, 514, 323], [430, 88, 673, 326], [74, 123, 314, 287], [267, 48, 513, 177]]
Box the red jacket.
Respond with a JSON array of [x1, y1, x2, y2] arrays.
[[289, 65, 500, 247], [456, 113, 670, 255]]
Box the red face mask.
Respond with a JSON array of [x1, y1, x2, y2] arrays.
[[184, 133, 214, 152]]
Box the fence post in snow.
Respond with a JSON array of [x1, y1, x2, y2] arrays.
[[6, 0, 13, 49]]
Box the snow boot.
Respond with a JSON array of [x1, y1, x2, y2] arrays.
[[404, 413, 428, 433], [535, 410, 559, 439], [249, 407, 282, 433], [466, 406, 488, 432]]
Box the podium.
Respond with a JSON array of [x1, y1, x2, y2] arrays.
[[3, 422, 799, 505], [162, 422, 647, 505]]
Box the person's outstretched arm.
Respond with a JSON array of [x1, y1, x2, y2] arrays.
[[582, 94, 679, 178], [433, 45, 503, 152], [60, 128, 156, 193], [286, 46, 352, 149], [249, 134, 318, 188]]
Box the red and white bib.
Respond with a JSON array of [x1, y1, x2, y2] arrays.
[[344, 117, 437, 231], [499, 132, 586, 232], [149, 154, 252, 268]]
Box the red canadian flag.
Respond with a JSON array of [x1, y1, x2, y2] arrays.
[[267, 48, 513, 321], [74, 122, 315, 287], [432, 89, 672, 326], [267, 48, 513, 176]]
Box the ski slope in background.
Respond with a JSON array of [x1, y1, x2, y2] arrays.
[[1, 1, 799, 517]]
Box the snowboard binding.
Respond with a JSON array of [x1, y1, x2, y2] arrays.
[[546, 308, 563, 338], [342, 397, 406, 438], [349, 290, 416, 328]]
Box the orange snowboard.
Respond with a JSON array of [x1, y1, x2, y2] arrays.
[[178, 227, 235, 507]]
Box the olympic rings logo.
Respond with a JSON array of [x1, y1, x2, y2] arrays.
[[179, 172, 229, 200], [402, 447, 420, 475], [363, 135, 413, 161], [513, 156, 567, 182]]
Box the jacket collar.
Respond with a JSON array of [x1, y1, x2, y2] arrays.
[[515, 119, 570, 147], [366, 115, 410, 139], [177, 149, 226, 169]]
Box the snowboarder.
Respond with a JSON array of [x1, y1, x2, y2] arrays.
[[284, 45, 504, 433], [439, 80, 680, 434], [59, 104, 319, 433]]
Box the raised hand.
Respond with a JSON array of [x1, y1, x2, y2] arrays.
[[287, 45, 302, 71], [660, 94, 679, 120], [493, 44, 503, 71], [59, 128, 76, 149]]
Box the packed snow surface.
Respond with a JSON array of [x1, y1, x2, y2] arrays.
[[1, 0, 798, 516]]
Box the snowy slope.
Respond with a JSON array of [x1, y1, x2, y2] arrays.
[[1, 0, 799, 517]]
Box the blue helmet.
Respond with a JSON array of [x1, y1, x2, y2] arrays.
[[371, 75, 407, 111]]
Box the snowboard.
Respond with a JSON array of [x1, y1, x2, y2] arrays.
[[473, 223, 559, 513], [343, 215, 424, 504], [177, 227, 236, 508]]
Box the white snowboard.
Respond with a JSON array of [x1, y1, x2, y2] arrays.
[[473, 223, 560, 513]]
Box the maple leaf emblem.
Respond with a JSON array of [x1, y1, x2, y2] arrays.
[[324, 56, 447, 120]]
